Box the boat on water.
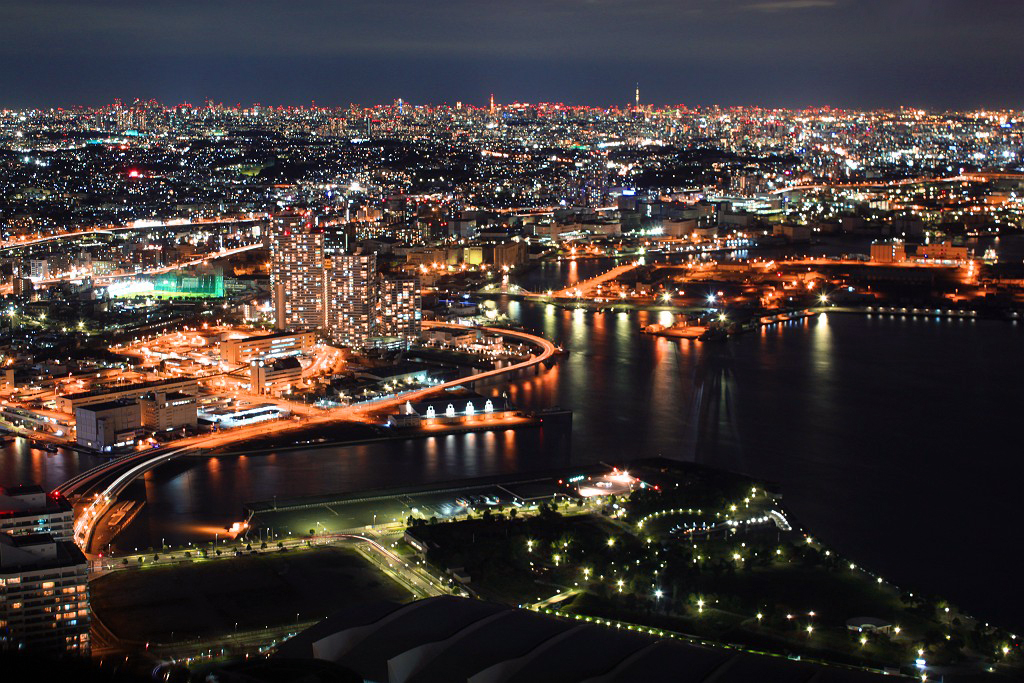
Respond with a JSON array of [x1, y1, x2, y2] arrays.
[[698, 327, 729, 342]]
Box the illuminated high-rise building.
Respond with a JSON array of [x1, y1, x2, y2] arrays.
[[271, 213, 421, 350], [270, 213, 326, 332], [0, 531, 90, 655], [327, 252, 377, 349], [378, 276, 422, 345]]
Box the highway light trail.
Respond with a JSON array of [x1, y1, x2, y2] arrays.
[[56, 322, 558, 553]]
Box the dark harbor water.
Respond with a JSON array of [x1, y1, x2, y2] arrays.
[[3, 254, 1023, 630]]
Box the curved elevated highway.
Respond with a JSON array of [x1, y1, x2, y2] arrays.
[[55, 323, 558, 553]]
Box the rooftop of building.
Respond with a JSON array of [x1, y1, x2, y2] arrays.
[[0, 487, 71, 517], [278, 597, 895, 683], [255, 356, 303, 371], [223, 329, 315, 344], [141, 390, 195, 402], [1, 484, 45, 497], [74, 398, 138, 414], [358, 361, 429, 381], [200, 402, 283, 417], [0, 532, 86, 572], [61, 376, 197, 401]]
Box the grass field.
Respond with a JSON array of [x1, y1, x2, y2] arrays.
[[91, 546, 409, 642]]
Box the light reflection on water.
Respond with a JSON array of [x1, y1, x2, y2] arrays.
[[2, 260, 1024, 629], [0, 438, 104, 488]]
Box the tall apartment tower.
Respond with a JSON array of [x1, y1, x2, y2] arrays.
[[271, 213, 421, 350], [0, 532, 90, 655], [327, 252, 377, 349], [270, 214, 326, 332], [379, 277, 422, 342]]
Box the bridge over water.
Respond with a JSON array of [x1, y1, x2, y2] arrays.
[[478, 261, 641, 300], [55, 322, 559, 554]]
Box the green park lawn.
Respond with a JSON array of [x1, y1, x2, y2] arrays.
[[91, 546, 409, 642]]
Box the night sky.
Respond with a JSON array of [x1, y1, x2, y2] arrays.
[[2, 0, 1022, 110]]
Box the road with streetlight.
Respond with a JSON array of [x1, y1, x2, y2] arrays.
[[56, 321, 558, 554], [86, 528, 449, 658]]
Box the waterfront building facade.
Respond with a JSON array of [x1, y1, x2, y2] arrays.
[[57, 377, 199, 415], [0, 486, 74, 542], [0, 532, 90, 655]]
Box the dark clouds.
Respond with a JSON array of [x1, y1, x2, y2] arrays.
[[1, 0, 1021, 109]]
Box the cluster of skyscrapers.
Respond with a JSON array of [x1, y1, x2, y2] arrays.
[[270, 212, 421, 350]]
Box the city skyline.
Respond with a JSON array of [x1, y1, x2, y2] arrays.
[[3, 3, 1024, 674], [2, 0, 1023, 110]]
